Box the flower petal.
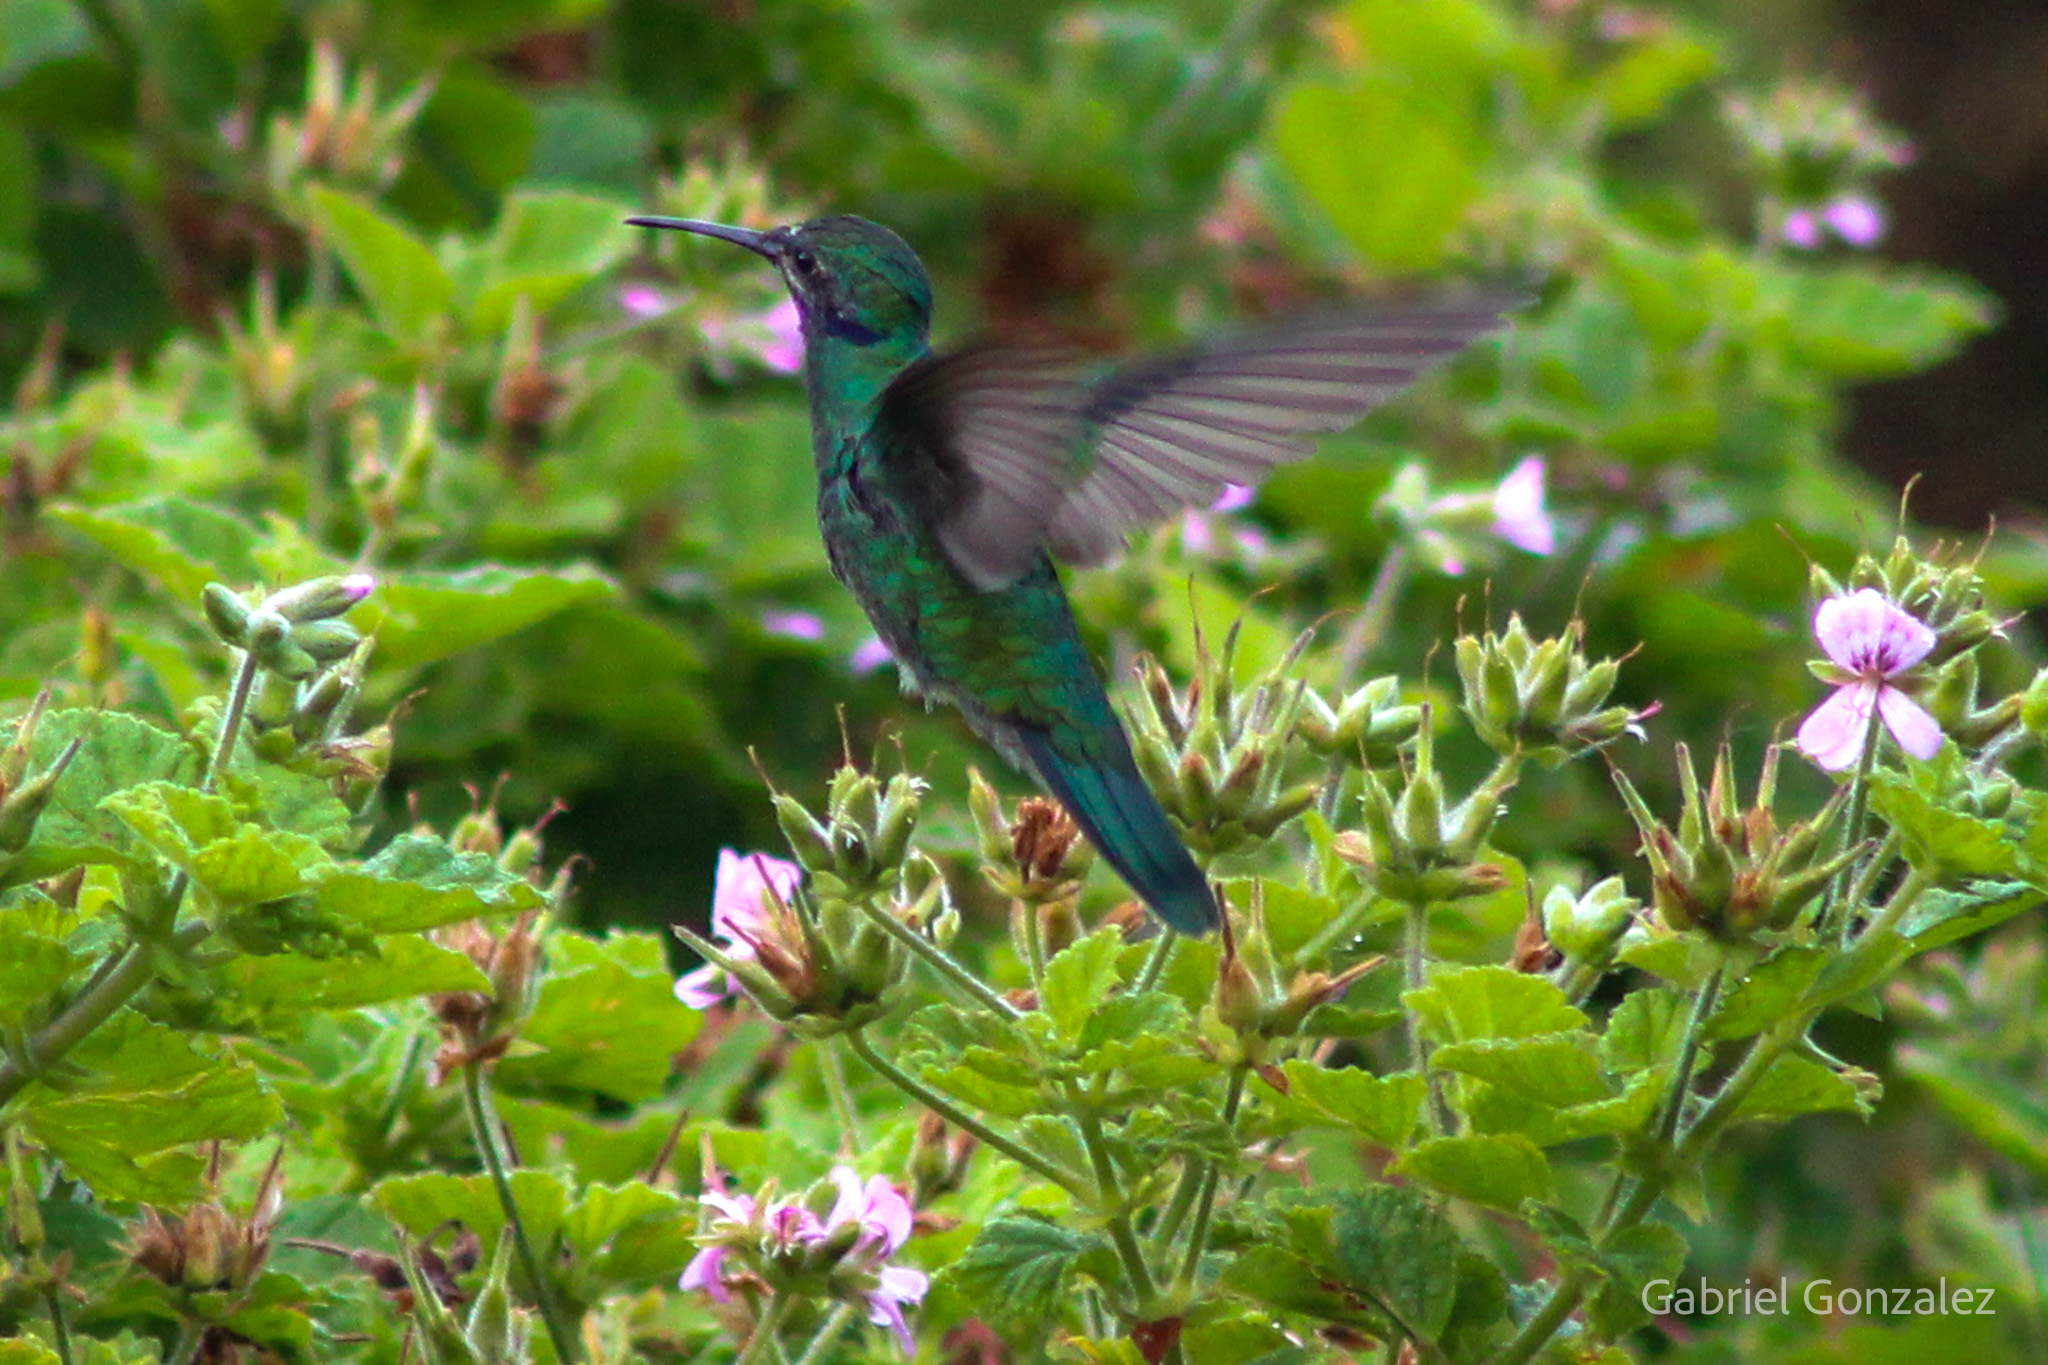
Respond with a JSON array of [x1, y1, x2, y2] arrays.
[[711, 849, 802, 942], [1877, 684, 1944, 760], [1813, 590, 1936, 675], [679, 1246, 727, 1301], [1796, 681, 1879, 772], [1491, 457, 1556, 556], [864, 1268, 929, 1353], [674, 964, 730, 1010]]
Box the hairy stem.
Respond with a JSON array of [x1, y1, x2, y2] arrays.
[[817, 1039, 862, 1154], [735, 1288, 791, 1365], [845, 1028, 1078, 1192], [1174, 1067, 1247, 1289], [1076, 1104, 1156, 1310], [852, 898, 1018, 1019], [1135, 929, 1179, 995], [792, 1302, 860, 1365], [45, 1286, 74, 1365], [1821, 697, 1887, 943], [462, 1063, 579, 1364]]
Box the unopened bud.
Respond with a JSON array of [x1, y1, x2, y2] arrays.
[[202, 584, 253, 646]]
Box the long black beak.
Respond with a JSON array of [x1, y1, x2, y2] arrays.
[[626, 216, 777, 259]]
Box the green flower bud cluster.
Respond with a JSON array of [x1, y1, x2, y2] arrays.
[[1123, 626, 1326, 860], [1614, 742, 1857, 942], [219, 272, 305, 439], [1541, 876, 1641, 979], [1454, 615, 1647, 764], [1295, 674, 1424, 769], [1213, 889, 1383, 1064], [1338, 707, 1516, 905], [775, 766, 925, 901], [400, 1234, 529, 1365], [205, 575, 379, 775], [266, 40, 434, 200], [350, 384, 438, 541], [128, 1152, 284, 1298], [0, 692, 82, 880], [1724, 82, 1910, 206]]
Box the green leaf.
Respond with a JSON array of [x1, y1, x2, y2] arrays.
[[1870, 769, 2027, 882], [1395, 1134, 1554, 1210], [356, 563, 617, 671], [1405, 965, 1588, 1045], [374, 1169, 570, 1265], [944, 1213, 1108, 1331], [25, 1055, 281, 1202], [305, 186, 455, 345], [1605, 982, 1687, 1080], [1273, 81, 1478, 271], [1529, 1207, 1688, 1340], [1432, 1031, 1611, 1108], [469, 189, 636, 334], [0, 911, 74, 1029], [17, 711, 200, 877], [1709, 948, 1826, 1041], [1463, 1067, 1665, 1146], [1040, 928, 1124, 1045], [494, 931, 701, 1103], [1597, 31, 1719, 128], [1279, 1062, 1427, 1148], [1441, 1251, 1512, 1363], [315, 834, 544, 933], [48, 498, 266, 607], [226, 935, 488, 1012], [1733, 1055, 1876, 1124], [1330, 1184, 1462, 1340], [1900, 1045, 2048, 1182], [1898, 878, 2044, 949], [1776, 265, 1996, 380]]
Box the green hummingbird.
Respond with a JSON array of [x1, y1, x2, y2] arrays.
[[630, 212, 1520, 934]]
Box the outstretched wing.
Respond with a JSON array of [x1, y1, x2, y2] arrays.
[[884, 293, 1527, 590]]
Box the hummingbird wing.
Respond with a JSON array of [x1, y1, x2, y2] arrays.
[[889, 294, 1525, 590]]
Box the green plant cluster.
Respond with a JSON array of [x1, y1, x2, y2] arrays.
[[0, 0, 2046, 1363]]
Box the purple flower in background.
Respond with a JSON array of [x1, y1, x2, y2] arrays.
[[619, 283, 674, 319], [700, 298, 805, 374], [674, 850, 803, 1009], [761, 609, 826, 642], [1783, 194, 1886, 251], [1795, 589, 1942, 771], [820, 1169, 927, 1351], [1179, 481, 1269, 560], [1491, 457, 1557, 556], [677, 1189, 756, 1302], [850, 635, 896, 675], [1212, 483, 1255, 514]]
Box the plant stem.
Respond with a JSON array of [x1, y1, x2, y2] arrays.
[[462, 1063, 580, 1365], [1076, 1104, 1156, 1309], [851, 899, 1018, 1019], [817, 1039, 862, 1154], [735, 1289, 791, 1365], [166, 1320, 204, 1365], [844, 1029, 1077, 1192], [1174, 1067, 1246, 1289], [792, 1302, 860, 1365], [1135, 929, 1178, 994], [45, 1286, 74, 1365], [1404, 900, 1450, 1135], [1820, 697, 1887, 943], [205, 652, 263, 793], [1654, 966, 1725, 1149], [1340, 543, 1409, 677]]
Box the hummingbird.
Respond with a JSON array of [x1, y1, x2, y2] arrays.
[[630, 212, 1521, 934]]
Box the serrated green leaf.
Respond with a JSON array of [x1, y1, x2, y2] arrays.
[[1280, 1062, 1426, 1148], [0, 913, 75, 1028], [1710, 948, 1826, 1041], [1433, 1031, 1610, 1108], [1406, 965, 1588, 1045], [1601, 987, 1689, 1074], [560, 1180, 684, 1258], [1898, 879, 2044, 950], [315, 834, 544, 933], [469, 189, 635, 335], [1040, 928, 1124, 1045], [1870, 770, 2025, 881], [1732, 1055, 1875, 1124], [26, 1056, 281, 1202], [306, 186, 455, 344], [1395, 1134, 1553, 1211], [494, 931, 700, 1102], [1274, 81, 1477, 271], [1441, 1250, 1512, 1363], [226, 935, 488, 1011], [944, 1213, 1107, 1331], [1777, 265, 1995, 380], [1331, 1183, 1462, 1340], [47, 499, 264, 608], [17, 711, 200, 877], [374, 1170, 570, 1266]]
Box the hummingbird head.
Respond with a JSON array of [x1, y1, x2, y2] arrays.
[[627, 213, 933, 351]]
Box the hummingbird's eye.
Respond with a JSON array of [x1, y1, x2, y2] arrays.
[[791, 249, 819, 277]]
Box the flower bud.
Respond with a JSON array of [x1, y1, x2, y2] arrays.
[[202, 583, 253, 647], [0, 737, 79, 855], [293, 618, 363, 662], [1458, 615, 1647, 763], [262, 574, 375, 625]]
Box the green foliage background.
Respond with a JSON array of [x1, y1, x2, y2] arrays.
[[0, 0, 2046, 1362]]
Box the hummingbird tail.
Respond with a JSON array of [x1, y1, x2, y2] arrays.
[[1013, 724, 1218, 935]]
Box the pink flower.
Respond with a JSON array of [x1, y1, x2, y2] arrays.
[[619, 283, 673, 319], [850, 635, 896, 675], [1795, 589, 1943, 771], [821, 1169, 925, 1351], [1783, 194, 1887, 251], [674, 850, 804, 1009], [761, 609, 825, 642], [678, 1189, 756, 1302], [1490, 456, 1556, 556], [700, 298, 805, 374], [1178, 481, 1269, 561]]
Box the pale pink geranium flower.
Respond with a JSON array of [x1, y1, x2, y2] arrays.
[[678, 1169, 927, 1354], [674, 850, 804, 1009], [699, 298, 805, 374], [1783, 194, 1887, 251], [1795, 588, 1943, 771], [850, 635, 896, 675], [821, 1169, 927, 1351], [1490, 456, 1556, 556]]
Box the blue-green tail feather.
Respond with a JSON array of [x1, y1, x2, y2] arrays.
[[1013, 724, 1218, 935]]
